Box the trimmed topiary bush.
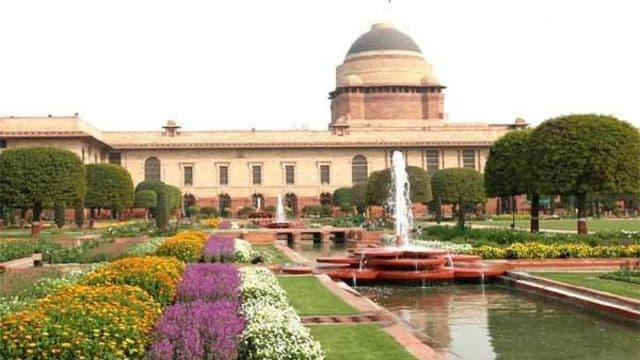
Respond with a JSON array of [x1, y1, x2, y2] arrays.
[[53, 201, 66, 229]]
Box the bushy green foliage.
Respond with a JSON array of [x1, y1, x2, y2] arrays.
[[85, 164, 134, 213], [332, 187, 352, 208], [366, 166, 432, 205], [156, 190, 169, 230], [431, 168, 485, 227], [135, 180, 181, 216], [485, 130, 531, 197], [53, 201, 66, 229], [0, 240, 37, 262], [200, 206, 219, 217], [420, 225, 640, 246], [529, 114, 640, 232], [0, 147, 86, 221], [74, 198, 85, 228], [134, 190, 157, 211], [351, 183, 368, 213], [302, 205, 323, 217]]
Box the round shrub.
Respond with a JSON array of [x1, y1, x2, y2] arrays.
[[0, 284, 160, 359], [155, 231, 208, 263], [83, 256, 184, 305]]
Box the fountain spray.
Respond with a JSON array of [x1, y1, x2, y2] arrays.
[[390, 151, 414, 247]]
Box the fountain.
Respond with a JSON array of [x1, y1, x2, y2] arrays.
[[265, 193, 293, 229], [317, 150, 510, 283]]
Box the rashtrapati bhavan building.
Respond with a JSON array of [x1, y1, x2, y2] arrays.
[[0, 23, 526, 215]]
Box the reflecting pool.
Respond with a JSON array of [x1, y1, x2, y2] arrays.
[[359, 285, 640, 360]]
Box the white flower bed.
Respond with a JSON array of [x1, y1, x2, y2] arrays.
[[239, 267, 325, 360], [413, 240, 473, 253], [234, 238, 254, 263]]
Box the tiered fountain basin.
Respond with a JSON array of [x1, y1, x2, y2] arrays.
[[317, 246, 510, 283]]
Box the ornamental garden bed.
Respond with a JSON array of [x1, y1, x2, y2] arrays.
[[0, 230, 329, 359]]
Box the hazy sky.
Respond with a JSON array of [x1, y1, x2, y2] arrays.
[[1, 0, 638, 130]]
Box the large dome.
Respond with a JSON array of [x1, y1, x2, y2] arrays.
[[346, 23, 421, 57]]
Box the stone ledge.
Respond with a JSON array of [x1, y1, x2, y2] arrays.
[[1, 253, 42, 270]]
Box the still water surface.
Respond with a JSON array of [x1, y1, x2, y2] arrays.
[[358, 285, 640, 360]]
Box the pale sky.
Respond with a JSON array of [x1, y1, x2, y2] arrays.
[[1, 0, 638, 130]]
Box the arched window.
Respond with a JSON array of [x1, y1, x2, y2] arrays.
[[351, 155, 368, 184], [144, 157, 161, 181], [218, 193, 231, 215], [251, 193, 265, 209], [320, 192, 333, 207], [285, 193, 298, 216]]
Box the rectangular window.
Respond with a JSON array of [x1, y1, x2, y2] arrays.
[[462, 149, 476, 169], [108, 152, 121, 165], [184, 166, 193, 186], [320, 165, 330, 184], [252, 165, 262, 185], [426, 150, 439, 173], [285, 165, 295, 185], [219, 166, 228, 186], [0, 139, 6, 148]]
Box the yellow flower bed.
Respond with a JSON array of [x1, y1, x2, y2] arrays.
[[83, 256, 184, 306], [0, 284, 160, 359], [469, 242, 640, 259], [201, 218, 221, 229], [155, 231, 208, 263]]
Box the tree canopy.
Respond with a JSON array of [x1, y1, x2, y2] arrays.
[[365, 166, 432, 206], [528, 114, 640, 233], [332, 187, 352, 209], [484, 129, 532, 197], [431, 168, 485, 227], [0, 147, 85, 221], [135, 180, 182, 212], [85, 164, 134, 211]]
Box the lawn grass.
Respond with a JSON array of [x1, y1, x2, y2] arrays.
[[310, 324, 415, 360], [277, 276, 359, 316], [469, 218, 640, 233], [253, 244, 291, 264], [533, 272, 640, 300]]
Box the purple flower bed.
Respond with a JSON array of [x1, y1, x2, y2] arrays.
[[149, 300, 245, 360], [204, 235, 235, 262], [218, 220, 233, 230], [177, 263, 240, 303]]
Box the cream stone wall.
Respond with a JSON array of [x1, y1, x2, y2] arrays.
[[118, 146, 488, 205]]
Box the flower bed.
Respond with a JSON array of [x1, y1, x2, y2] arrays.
[[0, 284, 160, 359], [177, 263, 240, 302], [83, 256, 184, 305], [239, 267, 325, 360], [150, 263, 245, 360], [150, 300, 244, 360], [125, 237, 166, 257], [0, 266, 97, 316], [421, 225, 640, 246], [204, 235, 235, 262], [155, 231, 208, 262], [467, 242, 640, 259]]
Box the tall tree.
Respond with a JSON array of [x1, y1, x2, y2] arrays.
[[365, 166, 432, 206], [0, 147, 85, 222], [431, 168, 485, 228], [484, 129, 532, 230], [529, 114, 640, 234], [85, 164, 134, 216]]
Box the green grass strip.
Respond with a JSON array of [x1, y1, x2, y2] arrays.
[[310, 324, 416, 360], [534, 272, 640, 300], [253, 244, 291, 264], [277, 276, 359, 316]]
